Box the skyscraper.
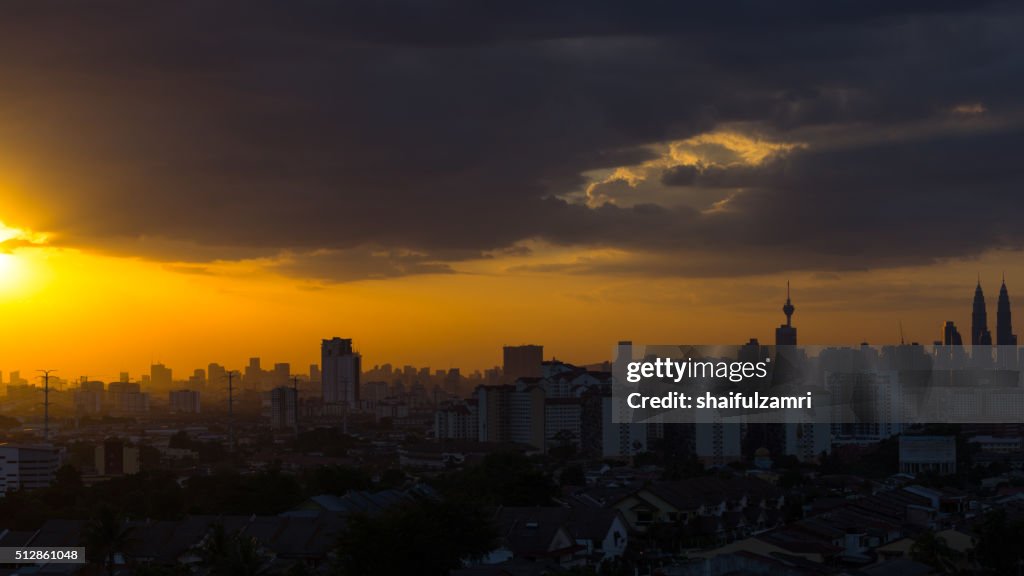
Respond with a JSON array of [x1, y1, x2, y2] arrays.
[[942, 321, 963, 346], [502, 345, 543, 381], [972, 280, 993, 346], [321, 338, 360, 405], [208, 363, 227, 391], [997, 276, 1018, 346], [169, 389, 201, 414], [150, 363, 173, 389], [775, 282, 797, 345], [270, 386, 298, 430]]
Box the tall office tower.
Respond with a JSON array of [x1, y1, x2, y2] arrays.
[[108, 381, 150, 414], [95, 438, 141, 476], [322, 338, 360, 405], [775, 282, 797, 345], [309, 364, 321, 384], [943, 321, 963, 345], [972, 280, 993, 345], [208, 363, 227, 390], [269, 386, 298, 430], [502, 345, 543, 381], [188, 369, 206, 390], [169, 389, 201, 414], [74, 381, 106, 415], [245, 357, 264, 388], [150, 363, 173, 389], [272, 363, 290, 387], [997, 276, 1017, 346]]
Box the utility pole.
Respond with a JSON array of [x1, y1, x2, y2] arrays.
[[291, 376, 301, 435], [36, 369, 57, 442], [225, 370, 238, 452]]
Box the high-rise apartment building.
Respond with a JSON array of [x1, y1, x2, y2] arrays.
[[322, 338, 360, 405]]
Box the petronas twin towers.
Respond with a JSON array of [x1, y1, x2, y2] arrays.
[[971, 277, 1018, 346]]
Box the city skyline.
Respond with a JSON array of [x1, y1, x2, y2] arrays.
[[1, 272, 1020, 382]]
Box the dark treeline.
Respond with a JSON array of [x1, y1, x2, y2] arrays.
[[0, 450, 563, 575], [0, 450, 556, 529]]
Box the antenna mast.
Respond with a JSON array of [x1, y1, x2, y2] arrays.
[[36, 369, 57, 441], [225, 370, 238, 452], [291, 376, 301, 435]]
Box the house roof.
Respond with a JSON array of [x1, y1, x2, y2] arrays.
[[494, 507, 621, 557], [628, 476, 783, 512], [308, 489, 409, 515], [28, 519, 85, 547], [860, 558, 933, 576]]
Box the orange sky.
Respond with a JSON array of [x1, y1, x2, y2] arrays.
[[1, 218, 1020, 381]]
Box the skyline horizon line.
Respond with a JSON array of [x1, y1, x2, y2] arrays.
[[1, 274, 1019, 381]]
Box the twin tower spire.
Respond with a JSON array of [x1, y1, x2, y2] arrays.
[[972, 275, 1017, 346], [773, 278, 1015, 347]]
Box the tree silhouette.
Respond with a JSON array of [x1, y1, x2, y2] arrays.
[[200, 523, 272, 576], [332, 497, 495, 576], [910, 531, 961, 574], [83, 507, 134, 576]]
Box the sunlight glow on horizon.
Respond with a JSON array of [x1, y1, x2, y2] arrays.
[[0, 231, 1019, 382]]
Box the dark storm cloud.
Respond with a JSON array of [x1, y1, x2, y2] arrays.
[[0, 0, 1022, 279], [660, 166, 699, 187]]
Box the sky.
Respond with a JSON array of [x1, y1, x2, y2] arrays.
[[2, 1, 1024, 380]]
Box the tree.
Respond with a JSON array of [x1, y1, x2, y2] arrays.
[[301, 465, 371, 495], [83, 507, 134, 576], [332, 498, 496, 576], [909, 530, 961, 574], [974, 509, 1024, 574], [549, 429, 578, 460], [435, 451, 558, 507], [200, 523, 272, 576], [561, 463, 586, 486]]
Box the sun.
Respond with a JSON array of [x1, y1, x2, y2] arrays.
[[0, 252, 22, 292], [0, 221, 43, 295]]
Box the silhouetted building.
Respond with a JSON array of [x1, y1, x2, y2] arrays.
[[169, 389, 201, 414], [972, 280, 992, 345], [245, 357, 265, 389], [775, 282, 797, 345], [187, 369, 206, 390], [108, 381, 150, 414], [95, 438, 140, 476], [322, 337, 360, 405], [272, 363, 290, 387], [269, 386, 298, 430], [150, 363, 173, 389], [0, 444, 62, 496], [600, 396, 647, 458], [997, 276, 1017, 346], [208, 363, 227, 391], [503, 345, 543, 381], [899, 435, 956, 475], [942, 321, 963, 346], [435, 401, 478, 441], [74, 381, 105, 415]]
